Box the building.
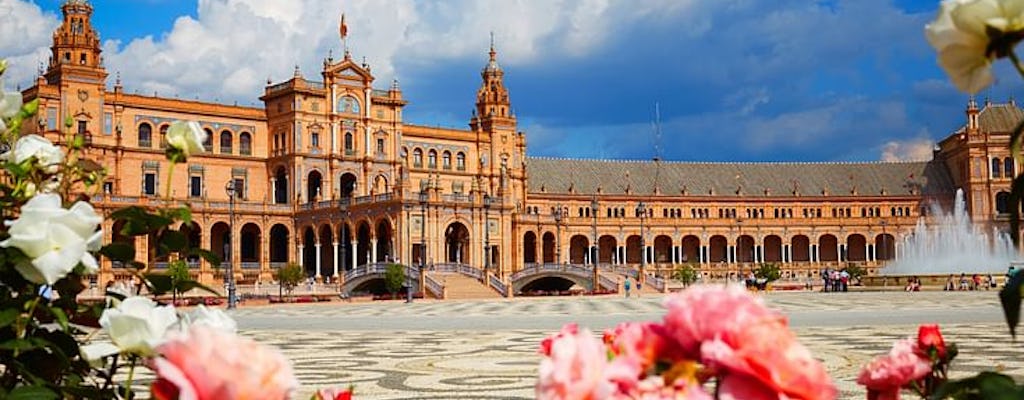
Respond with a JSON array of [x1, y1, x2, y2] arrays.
[[17, 1, 1015, 294]]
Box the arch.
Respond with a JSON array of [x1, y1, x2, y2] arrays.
[[375, 219, 393, 262], [338, 223, 352, 270], [344, 132, 354, 153], [428, 149, 438, 169], [340, 173, 357, 198], [269, 224, 289, 263], [240, 223, 261, 263], [625, 235, 642, 264], [542, 232, 556, 263], [791, 235, 810, 262], [1006, 156, 1015, 178], [993, 158, 1003, 178], [445, 222, 471, 264], [220, 130, 233, 154], [203, 128, 213, 152], [307, 170, 322, 203], [569, 235, 589, 264], [523, 231, 537, 264], [337, 95, 361, 114], [274, 167, 289, 204], [442, 151, 452, 169], [847, 234, 867, 262], [875, 233, 896, 261], [598, 235, 617, 263], [373, 174, 388, 195], [653, 235, 672, 263], [518, 276, 585, 294], [456, 152, 466, 170], [356, 222, 372, 266], [681, 235, 700, 263], [996, 191, 1010, 214], [764, 235, 783, 262], [159, 124, 170, 148], [737, 235, 755, 263], [413, 148, 423, 167], [239, 132, 252, 155], [302, 227, 316, 276], [709, 235, 728, 263], [138, 122, 152, 147], [211, 222, 231, 264], [819, 234, 838, 262], [318, 225, 334, 275]]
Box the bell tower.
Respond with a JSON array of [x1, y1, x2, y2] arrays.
[[472, 36, 511, 120], [44, 0, 106, 86]]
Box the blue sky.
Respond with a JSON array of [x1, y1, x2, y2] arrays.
[[4, 0, 1011, 162]]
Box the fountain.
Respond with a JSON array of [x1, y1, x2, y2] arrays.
[[882, 189, 1018, 275]]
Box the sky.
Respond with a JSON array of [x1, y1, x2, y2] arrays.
[[0, 0, 1012, 163]]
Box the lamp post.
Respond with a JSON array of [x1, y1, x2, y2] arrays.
[[224, 180, 238, 309], [590, 197, 599, 293], [636, 201, 648, 283], [553, 205, 564, 264], [420, 190, 428, 274], [880, 219, 888, 263], [405, 201, 414, 304], [484, 194, 491, 274]]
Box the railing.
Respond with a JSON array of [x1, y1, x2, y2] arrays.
[[354, 195, 373, 204], [240, 262, 260, 270], [424, 274, 445, 298], [342, 262, 394, 282], [431, 263, 482, 279], [430, 263, 459, 274], [647, 275, 666, 292], [371, 89, 390, 97], [489, 274, 508, 297], [316, 200, 333, 209], [510, 263, 592, 281], [374, 193, 393, 202], [154, 262, 168, 269], [600, 265, 638, 278], [442, 194, 471, 203], [269, 262, 287, 269], [299, 203, 314, 211], [598, 274, 618, 291]]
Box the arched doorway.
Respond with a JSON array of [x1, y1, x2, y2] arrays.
[[523, 231, 537, 264], [356, 222, 372, 266], [302, 227, 316, 276], [445, 222, 470, 264], [542, 232, 555, 263], [819, 234, 838, 262], [653, 235, 672, 264], [792, 235, 810, 262], [373, 174, 388, 195], [240, 223, 261, 266], [211, 222, 231, 264], [875, 233, 895, 261], [598, 235, 617, 264], [681, 235, 700, 264], [338, 223, 352, 270], [625, 235, 642, 264], [340, 173, 357, 198], [269, 224, 289, 263], [709, 235, 728, 263], [764, 235, 783, 263], [847, 234, 867, 262], [375, 219, 393, 262], [180, 222, 201, 264], [319, 225, 334, 275], [737, 235, 755, 263], [307, 170, 322, 203], [569, 235, 589, 264], [274, 167, 288, 204]]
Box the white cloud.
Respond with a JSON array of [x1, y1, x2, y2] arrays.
[[880, 136, 934, 162], [0, 0, 60, 86]]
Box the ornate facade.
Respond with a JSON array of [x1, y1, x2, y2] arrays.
[[17, 2, 1017, 292]]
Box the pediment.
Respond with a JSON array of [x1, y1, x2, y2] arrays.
[[326, 60, 373, 84]]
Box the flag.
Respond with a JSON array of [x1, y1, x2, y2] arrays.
[[340, 13, 348, 39]]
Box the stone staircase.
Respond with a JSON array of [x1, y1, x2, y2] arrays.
[[433, 272, 503, 299]]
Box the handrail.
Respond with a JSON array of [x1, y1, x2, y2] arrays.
[[647, 276, 666, 291], [489, 274, 508, 297], [598, 274, 618, 291], [424, 274, 445, 298]]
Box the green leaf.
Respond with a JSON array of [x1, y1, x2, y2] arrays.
[[191, 248, 221, 267], [1009, 173, 1024, 248], [933, 371, 1023, 400], [48, 306, 69, 331], [160, 230, 187, 252], [7, 385, 58, 400], [143, 273, 174, 296], [1000, 268, 1024, 338], [0, 308, 18, 328], [98, 242, 135, 263], [0, 338, 38, 351], [162, 207, 192, 225]]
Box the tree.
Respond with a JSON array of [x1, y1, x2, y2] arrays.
[[673, 263, 699, 286], [167, 259, 191, 303], [755, 263, 782, 283], [844, 263, 867, 285], [274, 263, 304, 296], [384, 263, 405, 298]]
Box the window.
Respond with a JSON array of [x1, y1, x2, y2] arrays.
[[344, 132, 353, 154], [103, 113, 112, 135], [220, 131, 233, 154], [77, 120, 87, 134], [993, 158, 1002, 178], [428, 150, 437, 168], [159, 125, 169, 148], [1006, 157, 1015, 178], [376, 138, 385, 155], [239, 132, 252, 155], [442, 151, 451, 169], [233, 178, 246, 200], [337, 96, 360, 114], [102, 181, 113, 194], [413, 148, 423, 167], [997, 191, 1011, 214], [190, 176, 202, 198], [138, 123, 152, 147], [143, 173, 157, 196], [311, 132, 320, 148], [46, 108, 57, 130], [203, 129, 213, 152], [456, 152, 466, 170]]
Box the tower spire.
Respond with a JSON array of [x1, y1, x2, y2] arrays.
[[489, 31, 496, 61]]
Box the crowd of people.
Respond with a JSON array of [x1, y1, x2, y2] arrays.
[[943, 273, 997, 291], [820, 268, 851, 292]]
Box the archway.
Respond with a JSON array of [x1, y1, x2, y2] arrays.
[[269, 224, 289, 263], [445, 222, 470, 264], [274, 167, 288, 204], [211, 222, 230, 264], [819, 234, 838, 262], [356, 222, 372, 266], [681, 235, 700, 264], [375, 219, 393, 262], [569, 235, 589, 264], [875, 233, 896, 261], [764, 235, 783, 263], [338, 223, 352, 270], [625, 235, 642, 264], [847, 234, 867, 262], [737, 235, 755, 263], [523, 231, 537, 264], [792, 235, 810, 262], [302, 227, 316, 276], [598, 235, 617, 264], [319, 225, 334, 275], [373, 174, 388, 195], [340, 173, 357, 198], [542, 232, 556, 263], [709, 235, 728, 263], [520, 277, 579, 294], [240, 223, 261, 265], [180, 222, 201, 263], [653, 235, 672, 264], [307, 171, 322, 203]]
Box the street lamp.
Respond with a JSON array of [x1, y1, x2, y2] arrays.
[[484, 194, 492, 274], [590, 197, 599, 293], [553, 204, 564, 264], [224, 180, 238, 309], [636, 201, 648, 283], [419, 190, 429, 273]]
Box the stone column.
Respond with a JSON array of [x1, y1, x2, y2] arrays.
[[298, 245, 305, 267], [351, 241, 358, 268], [314, 243, 322, 277], [332, 242, 339, 277], [371, 239, 378, 264], [837, 243, 843, 262]]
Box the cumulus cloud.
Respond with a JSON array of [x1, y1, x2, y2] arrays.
[[0, 0, 60, 86], [880, 136, 934, 162]]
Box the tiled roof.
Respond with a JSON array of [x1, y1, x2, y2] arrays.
[[978, 103, 1024, 132], [525, 157, 954, 198]]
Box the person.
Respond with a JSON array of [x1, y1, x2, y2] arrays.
[[821, 268, 830, 292], [989, 274, 997, 289], [972, 274, 981, 291], [959, 273, 969, 291], [635, 278, 642, 298], [839, 269, 850, 292], [944, 275, 955, 291], [624, 276, 632, 298]]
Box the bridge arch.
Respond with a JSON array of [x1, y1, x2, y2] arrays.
[[445, 222, 471, 264]]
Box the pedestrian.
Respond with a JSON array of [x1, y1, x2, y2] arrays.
[[624, 277, 632, 298], [636, 278, 642, 298], [944, 274, 955, 291], [959, 273, 969, 291]]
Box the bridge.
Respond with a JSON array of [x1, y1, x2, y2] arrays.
[[339, 262, 510, 299], [509, 264, 621, 294]]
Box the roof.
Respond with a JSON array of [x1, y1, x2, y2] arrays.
[[978, 103, 1024, 132], [525, 157, 954, 198]]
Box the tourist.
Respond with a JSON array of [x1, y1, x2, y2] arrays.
[[988, 274, 997, 290], [972, 274, 981, 291], [821, 268, 830, 292], [636, 277, 642, 298], [944, 275, 955, 291], [959, 273, 969, 291], [831, 270, 842, 293], [839, 269, 850, 292], [624, 276, 632, 298]]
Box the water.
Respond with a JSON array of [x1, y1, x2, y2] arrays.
[[883, 189, 1017, 275]]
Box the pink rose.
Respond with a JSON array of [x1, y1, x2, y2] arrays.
[[662, 285, 778, 358], [536, 324, 609, 399], [857, 339, 931, 395], [150, 325, 298, 400], [315, 387, 353, 400], [701, 317, 837, 400], [604, 322, 685, 371], [609, 376, 711, 400]]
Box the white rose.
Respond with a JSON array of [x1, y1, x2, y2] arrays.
[[0, 134, 64, 173], [178, 305, 237, 334], [925, 0, 1024, 94], [0, 193, 102, 284], [98, 297, 178, 356], [0, 78, 22, 119], [165, 120, 206, 157]]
